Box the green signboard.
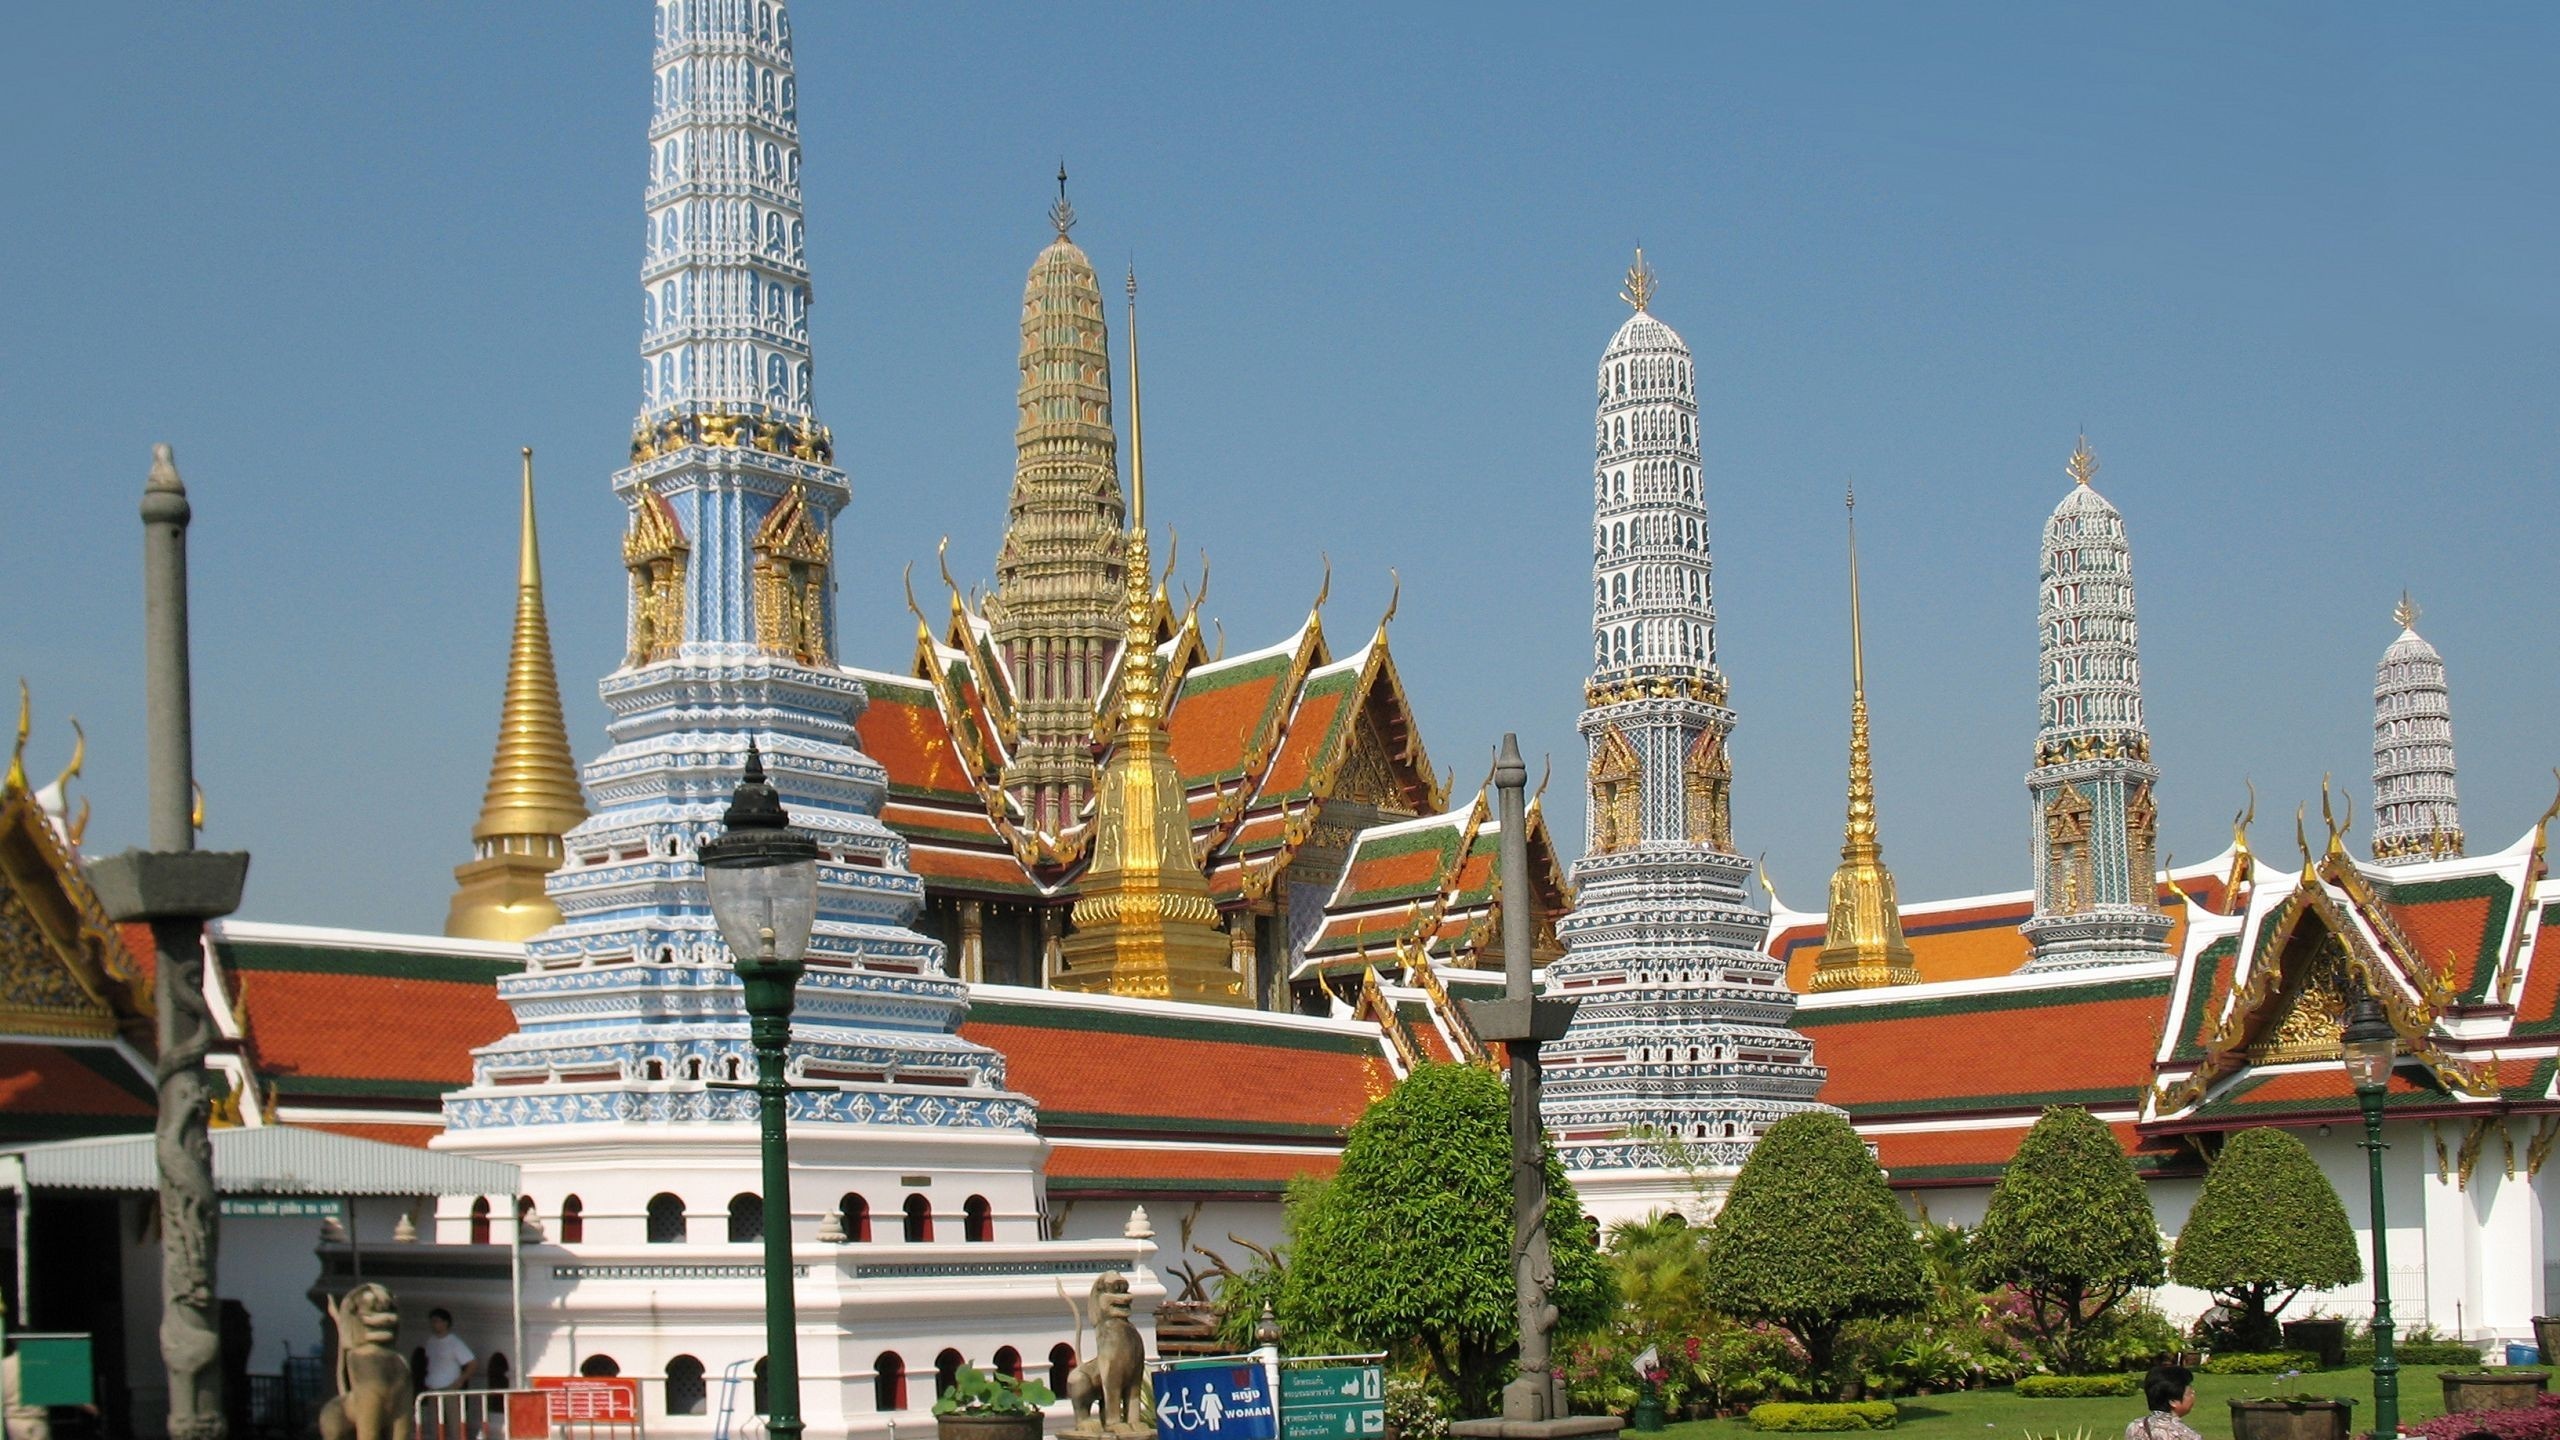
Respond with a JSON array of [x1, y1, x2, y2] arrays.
[[14, 1335, 94, 1407], [1279, 1366, 1383, 1440]]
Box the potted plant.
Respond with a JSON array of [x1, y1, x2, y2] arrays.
[[2227, 1388, 2355, 1440], [2280, 1318, 2348, 1371], [935, 1365, 1057, 1440], [2440, 1368, 2549, 1414]]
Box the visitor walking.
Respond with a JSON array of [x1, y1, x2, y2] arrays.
[[2128, 1364, 2200, 1440], [420, 1309, 479, 1440]]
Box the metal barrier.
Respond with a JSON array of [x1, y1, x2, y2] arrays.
[[415, 1387, 529, 1440]]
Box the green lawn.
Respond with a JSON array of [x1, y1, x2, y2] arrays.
[[1653, 1367, 2479, 1440]]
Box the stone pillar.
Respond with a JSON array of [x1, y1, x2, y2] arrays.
[[1229, 911, 1259, 1009], [958, 900, 986, 985]]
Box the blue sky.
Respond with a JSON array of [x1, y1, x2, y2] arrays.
[[3, 3, 2554, 935]]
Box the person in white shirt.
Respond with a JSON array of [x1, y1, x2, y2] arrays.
[[422, 1310, 476, 1393]]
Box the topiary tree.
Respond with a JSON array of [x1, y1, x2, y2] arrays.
[[1279, 1062, 1615, 1417], [1969, 1106, 2165, 1373], [2170, 1127, 2363, 1350], [1700, 1111, 1927, 1394]]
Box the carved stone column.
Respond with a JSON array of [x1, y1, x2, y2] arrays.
[[958, 899, 986, 984]]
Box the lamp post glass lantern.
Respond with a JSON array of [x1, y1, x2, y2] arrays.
[[2341, 994, 2398, 1440], [699, 742, 820, 1440]]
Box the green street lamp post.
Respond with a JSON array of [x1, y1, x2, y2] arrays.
[[2341, 995, 2399, 1440], [699, 743, 821, 1440]]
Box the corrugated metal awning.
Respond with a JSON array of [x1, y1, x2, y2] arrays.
[[0, 1126, 518, 1197]]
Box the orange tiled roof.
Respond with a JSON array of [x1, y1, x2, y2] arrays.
[[855, 677, 981, 803], [961, 999, 1387, 1139], [1796, 974, 2172, 1118], [1167, 646, 1301, 787], [1043, 1143, 1341, 1196], [218, 938, 516, 1098], [2514, 900, 2560, 1036], [2377, 870, 2517, 1004], [303, 1120, 444, 1150], [0, 1041, 154, 1141], [1869, 1116, 2184, 1185]]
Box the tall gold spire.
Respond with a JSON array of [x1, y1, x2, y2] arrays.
[[1055, 268, 1240, 1004], [448, 448, 588, 942], [1811, 484, 1919, 991]]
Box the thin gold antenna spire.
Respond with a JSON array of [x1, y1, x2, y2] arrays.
[[1846, 483, 1865, 697], [1125, 263, 1144, 530]]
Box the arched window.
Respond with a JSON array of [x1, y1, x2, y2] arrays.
[[873, 1352, 907, 1412], [935, 1349, 965, 1400], [902, 1194, 934, 1243], [579, 1355, 622, 1378], [963, 1195, 993, 1243], [993, 1347, 1022, 1382], [516, 1195, 539, 1240], [728, 1193, 764, 1243], [753, 1357, 769, 1416], [470, 1197, 492, 1246], [837, 1193, 871, 1242], [646, 1193, 687, 1244], [1048, 1344, 1076, 1395], [560, 1195, 584, 1244], [666, 1356, 708, 1416]]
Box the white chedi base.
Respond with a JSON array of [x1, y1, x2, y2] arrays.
[[368, 1120, 1157, 1440]]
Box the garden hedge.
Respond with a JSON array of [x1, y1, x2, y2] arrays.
[[2345, 1343, 2485, 1366], [1748, 1401, 1901, 1432], [2017, 1374, 2141, 1398], [2205, 1351, 2323, 1374]]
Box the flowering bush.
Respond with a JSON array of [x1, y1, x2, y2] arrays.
[[1383, 1375, 1449, 1440], [2409, 1393, 2560, 1440]]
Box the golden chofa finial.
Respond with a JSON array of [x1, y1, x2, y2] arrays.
[[5, 678, 27, 792], [2395, 589, 2420, 631], [1620, 246, 1657, 313], [2067, 434, 2098, 488], [1050, 161, 1076, 239]]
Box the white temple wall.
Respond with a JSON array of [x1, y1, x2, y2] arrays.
[[1053, 1197, 1283, 1281]]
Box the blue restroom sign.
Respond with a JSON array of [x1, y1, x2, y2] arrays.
[[1154, 1364, 1277, 1440]]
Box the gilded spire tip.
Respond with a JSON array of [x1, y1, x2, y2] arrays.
[[2394, 589, 2419, 631], [2067, 434, 2097, 488], [1050, 161, 1076, 239], [1620, 246, 1656, 313]]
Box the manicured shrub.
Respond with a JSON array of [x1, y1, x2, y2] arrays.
[[2017, 1374, 2140, 1397], [2204, 1350, 2323, 1374], [2345, 1342, 2485, 1366], [1275, 1062, 1613, 1418], [1969, 1107, 2165, 1374], [2170, 1129, 2362, 1351], [1704, 1113, 1928, 1391], [1747, 1400, 1900, 1431]]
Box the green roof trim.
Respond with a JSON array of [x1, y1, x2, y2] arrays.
[[1331, 824, 1463, 909], [268, 1076, 456, 1099], [2380, 870, 2516, 1004], [2516, 903, 2560, 1037], [2173, 938, 2243, 1062], [1839, 1086, 2140, 1120], [964, 999, 1383, 1056], [1795, 974, 2169, 1029], [71, 1046, 156, 1105], [1048, 1174, 1304, 1196], [1037, 1111, 1348, 1140], [218, 941, 513, 988]]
